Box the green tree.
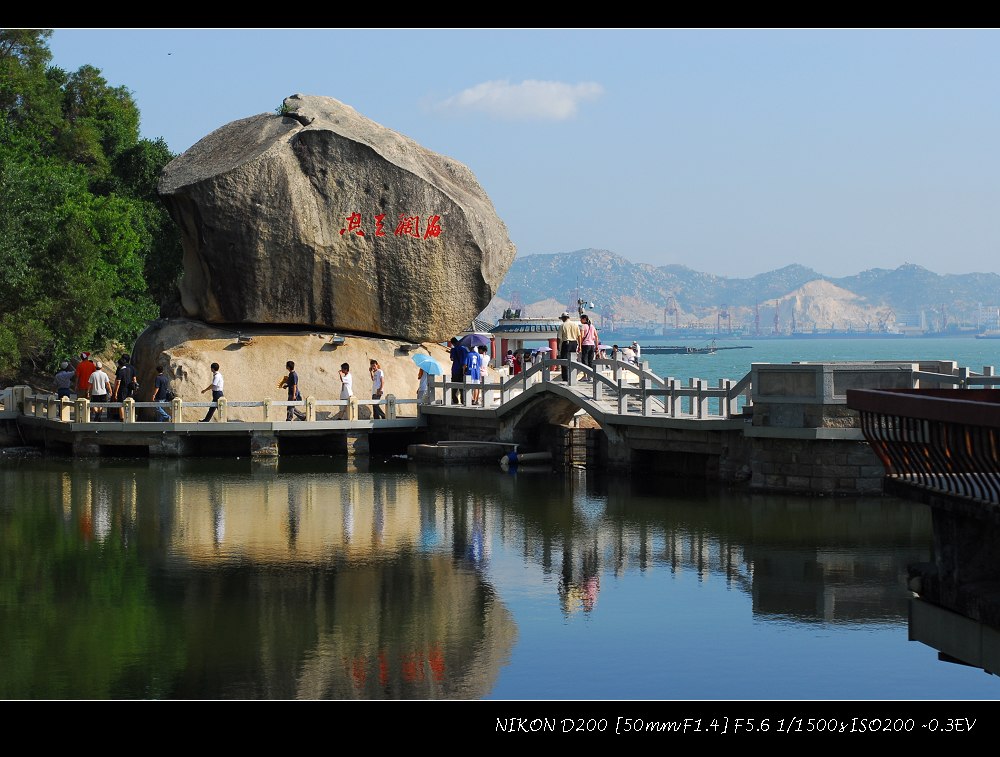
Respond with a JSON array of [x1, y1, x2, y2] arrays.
[[0, 29, 181, 382]]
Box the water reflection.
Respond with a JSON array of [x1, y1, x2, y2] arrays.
[[0, 457, 939, 699]]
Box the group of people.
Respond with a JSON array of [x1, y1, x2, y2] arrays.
[[448, 338, 492, 404], [203, 359, 382, 422], [56, 331, 645, 420], [557, 314, 646, 379], [54, 352, 170, 422], [609, 342, 642, 366], [53, 354, 389, 423], [557, 311, 602, 380]]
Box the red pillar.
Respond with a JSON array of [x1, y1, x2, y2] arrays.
[[549, 338, 559, 367], [491, 338, 497, 366], [500, 338, 507, 362]]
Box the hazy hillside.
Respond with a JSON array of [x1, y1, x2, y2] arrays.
[[492, 249, 1000, 331]]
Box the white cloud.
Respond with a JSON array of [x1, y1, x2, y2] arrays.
[[435, 79, 604, 121]]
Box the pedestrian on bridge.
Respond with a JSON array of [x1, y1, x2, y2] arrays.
[[113, 354, 138, 421], [449, 337, 469, 405], [580, 314, 599, 370], [200, 363, 224, 422], [54, 361, 75, 399], [74, 352, 96, 399], [336, 363, 353, 420], [284, 361, 306, 421], [152, 365, 172, 422], [370, 359, 386, 419], [558, 312, 581, 381], [88, 361, 111, 422]]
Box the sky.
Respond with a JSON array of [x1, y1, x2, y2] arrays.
[[45, 28, 1000, 278]]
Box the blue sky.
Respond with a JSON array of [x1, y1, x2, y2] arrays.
[[47, 28, 1000, 278]]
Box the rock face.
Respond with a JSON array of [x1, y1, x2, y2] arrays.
[[159, 94, 516, 343], [131, 318, 455, 422]]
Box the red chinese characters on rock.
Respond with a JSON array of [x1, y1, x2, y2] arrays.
[[339, 213, 443, 239], [339, 212, 365, 237], [424, 215, 442, 239]]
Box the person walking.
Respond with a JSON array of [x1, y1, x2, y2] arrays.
[[369, 359, 386, 419], [152, 365, 172, 422], [449, 337, 469, 405], [417, 367, 429, 404], [477, 346, 491, 404], [336, 363, 353, 420], [558, 311, 581, 381], [200, 362, 224, 422], [284, 360, 307, 421], [465, 347, 483, 404], [113, 354, 138, 420], [87, 360, 112, 421], [579, 313, 599, 371], [54, 361, 75, 399], [74, 352, 96, 399]]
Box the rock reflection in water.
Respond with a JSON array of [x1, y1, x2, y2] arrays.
[[3, 458, 515, 699], [0, 456, 955, 699]]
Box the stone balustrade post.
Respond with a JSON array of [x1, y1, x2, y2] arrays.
[[722, 378, 735, 418], [76, 397, 91, 424]]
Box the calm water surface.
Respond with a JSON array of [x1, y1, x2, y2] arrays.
[[2, 456, 998, 700], [4, 337, 1000, 700]]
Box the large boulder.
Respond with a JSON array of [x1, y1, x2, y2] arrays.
[[158, 94, 515, 343]]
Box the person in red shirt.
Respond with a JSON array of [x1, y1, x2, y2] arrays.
[[74, 352, 96, 398]]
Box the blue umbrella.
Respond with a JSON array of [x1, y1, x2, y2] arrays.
[[458, 332, 491, 350], [419, 358, 447, 375]]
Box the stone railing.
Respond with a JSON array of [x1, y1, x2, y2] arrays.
[[424, 358, 752, 420], [749, 361, 999, 431], [15, 389, 417, 424]]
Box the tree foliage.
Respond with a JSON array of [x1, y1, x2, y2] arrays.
[[0, 29, 182, 382]]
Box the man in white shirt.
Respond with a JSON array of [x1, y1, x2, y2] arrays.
[[369, 359, 386, 419], [88, 360, 112, 421], [200, 362, 224, 422], [336, 363, 353, 420]]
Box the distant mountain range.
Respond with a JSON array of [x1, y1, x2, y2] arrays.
[[485, 249, 1000, 332]]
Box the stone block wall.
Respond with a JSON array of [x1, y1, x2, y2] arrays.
[[749, 438, 883, 495]]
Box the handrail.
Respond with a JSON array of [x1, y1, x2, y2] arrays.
[[17, 392, 415, 425], [847, 387, 1000, 504], [424, 359, 752, 419]]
